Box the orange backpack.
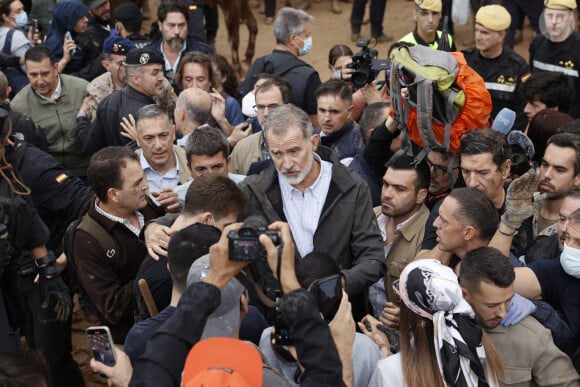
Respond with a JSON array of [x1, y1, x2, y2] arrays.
[[389, 45, 492, 157]]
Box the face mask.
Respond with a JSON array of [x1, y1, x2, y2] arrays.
[[332, 69, 342, 79], [560, 242, 580, 278], [241, 91, 257, 118], [298, 36, 312, 56], [14, 12, 28, 28]]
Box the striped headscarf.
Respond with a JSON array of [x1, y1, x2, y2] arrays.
[[394, 259, 498, 387]]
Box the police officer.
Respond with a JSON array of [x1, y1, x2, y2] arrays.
[[0, 106, 78, 385], [529, 0, 580, 118], [462, 5, 530, 132], [398, 0, 456, 51]]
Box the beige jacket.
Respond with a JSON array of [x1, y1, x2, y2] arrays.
[[487, 316, 580, 387]]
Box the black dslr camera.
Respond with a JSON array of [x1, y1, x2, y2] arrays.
[[228, 215, 281, 261], [347, 38, 390, 89]]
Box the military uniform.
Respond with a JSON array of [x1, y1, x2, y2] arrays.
[[529, 32, 580, 117], [463, 47, 530, 131]]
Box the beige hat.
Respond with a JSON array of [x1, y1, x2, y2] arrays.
[[475, 5, 512, 31], [414, 0, 442, 12], [544, 0, 577, 10]]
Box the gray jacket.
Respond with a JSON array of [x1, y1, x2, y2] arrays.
[[241, 147, 385, 299]]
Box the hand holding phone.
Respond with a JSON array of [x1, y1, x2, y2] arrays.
[[308, 274, 342, 322], [64, 31, 76, 56], [86, 326, 116, 376]]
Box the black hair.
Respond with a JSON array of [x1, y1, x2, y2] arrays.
[[157, 0, 188, 23], [87, 146, 139, 203], [167, 223, 221, 291], [183, 174, 248, 219], [460, 128, 510, 169], [385, 152, 431, 192], [448, 187, 499, 242], [460, 246, 515, 294], [315, 78, 352, 105], [25, 45, 55, 66], [547, 132, 580, 175], [520, 72, 575, 113]]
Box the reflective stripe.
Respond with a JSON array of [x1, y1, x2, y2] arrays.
[[533, 60, 579, 77], [485, 82, 516, 92]]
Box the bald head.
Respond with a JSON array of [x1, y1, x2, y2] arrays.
[[175, 87, 213, 135]]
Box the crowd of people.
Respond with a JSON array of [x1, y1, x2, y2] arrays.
[[1, 0, 580, 386]]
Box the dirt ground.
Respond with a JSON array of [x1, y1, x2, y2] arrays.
[[211, 0, 535, 83]]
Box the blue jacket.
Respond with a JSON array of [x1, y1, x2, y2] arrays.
[[45, 0, 89, 74]]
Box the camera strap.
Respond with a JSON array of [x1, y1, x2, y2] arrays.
[[236, 271, 276, 309]]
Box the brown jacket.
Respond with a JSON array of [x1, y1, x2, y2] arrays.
[[74, 199, 160, 342]]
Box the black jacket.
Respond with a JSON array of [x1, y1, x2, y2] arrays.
[[238, 50, 321, 115], [76, 86, 156, 154], [6, 138, 92, 254], [129, 283, 345, 387], [144, 37, 213, 85]]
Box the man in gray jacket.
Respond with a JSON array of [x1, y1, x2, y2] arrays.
[[241, 104, 385, 320]]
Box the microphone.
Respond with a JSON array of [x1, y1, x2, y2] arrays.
[[507, 130, 535, 160], [491, 108, 516, 135]]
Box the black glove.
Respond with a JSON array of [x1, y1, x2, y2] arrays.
[[38, 267, 72, 324]]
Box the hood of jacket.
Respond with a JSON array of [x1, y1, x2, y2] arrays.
[[50, 0, 89, 33]]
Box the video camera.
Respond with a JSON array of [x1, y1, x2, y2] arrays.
[[228, 215, 281, 261], [347, 38, 390, 89]]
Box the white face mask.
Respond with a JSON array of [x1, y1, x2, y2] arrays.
[[298, 36, 312, 56], [560, 242, 580, 278], [241, 91, 257, 118], [332, 69, 342, 80]]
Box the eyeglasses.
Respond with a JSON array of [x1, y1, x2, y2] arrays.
[[426, 159, 458, 177], [254, 103, 280, 113]]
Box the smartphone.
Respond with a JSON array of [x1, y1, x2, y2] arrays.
[[274, 302, 294, 346], [64, 31, 76, 56], [308, 274, 342, 323], [86, 326, 116, 371]]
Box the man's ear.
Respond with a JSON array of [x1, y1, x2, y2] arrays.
[[574, 172, 580, 188], [461, 285, 469, 300], [346, 103, 353, 120], [198, 211, 213, 225], [101, 60, 111, 72], [463, 225, 476, 241], [416, 188, 428, 204], [500, 159, 512, 180], [107, 187, 118, 204], [310, 133, 320, 152]]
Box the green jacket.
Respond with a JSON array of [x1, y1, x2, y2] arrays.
[[11, 74, 90, 177]]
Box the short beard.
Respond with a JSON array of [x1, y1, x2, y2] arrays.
[[278, 151, 314, 186], [167, 37, 185, 51]]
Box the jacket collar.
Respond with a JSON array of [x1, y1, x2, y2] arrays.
[[253, 145, 356, 222]]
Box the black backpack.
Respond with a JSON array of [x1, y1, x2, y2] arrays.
[[2, 30, 30, 96]]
